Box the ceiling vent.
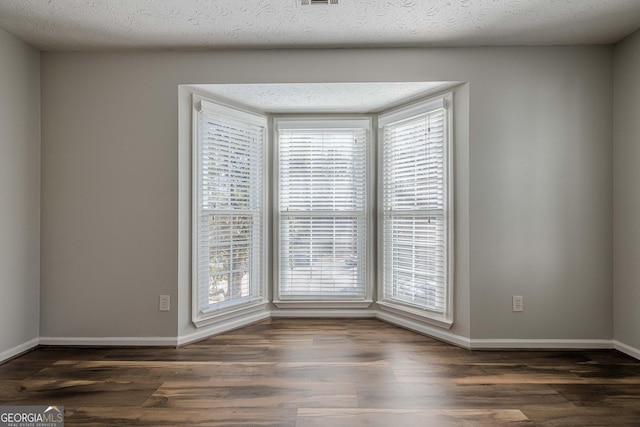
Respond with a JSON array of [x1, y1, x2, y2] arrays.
[[301, 0, 338, 5]]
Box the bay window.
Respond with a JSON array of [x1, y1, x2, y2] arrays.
[[190, 90, 453, 328]]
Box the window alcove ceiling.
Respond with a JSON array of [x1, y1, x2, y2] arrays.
[[191, 82, 460, 115]]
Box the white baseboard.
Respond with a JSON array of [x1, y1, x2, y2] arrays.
[[375, 311, 616, 352], [0, 338, 39, 364], [613, 340, 640, 361], [376, 310, 471, 348], [177, 310, 271, 346], [469, 338, 612, 350], [38, 336, 178, 347], [39, 312, 270, 347]]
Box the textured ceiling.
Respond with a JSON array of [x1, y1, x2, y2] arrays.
[[0, 0, 639, 51], [195, 82, 458, 114]]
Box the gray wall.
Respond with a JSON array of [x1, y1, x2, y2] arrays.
[[469, 49, 613, 339], [41, 47, 613, 341], [614, 29, 640, 350], [0, 28, 40, 356]]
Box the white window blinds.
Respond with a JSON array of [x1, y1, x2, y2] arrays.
[[193, 99, 266, 318], [277, 121, 369, 300], [380, 97, 451, 317]]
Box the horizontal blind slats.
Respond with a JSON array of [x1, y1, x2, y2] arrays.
[[279, 216, 366, 297], [195, 104, 265, 314], [280, 128, 367, 213], [278, 125, 368, 300], [382, 106, 448, 313]]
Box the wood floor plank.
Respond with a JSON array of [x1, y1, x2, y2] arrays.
[[31, 359, 396, 385], [355, 382, 575, 410], [143, 380, 358, 409], [66, 407, 298, 426], [523, 407, 640, 427], [0, 379, 162, 407], [296, 408, 531, 427], [0, 359, 55, 380], [550, 383, 640, 408], [393, 363, 640, 384]]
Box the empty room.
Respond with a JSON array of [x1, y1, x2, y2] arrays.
[[1, 1, 640, 425]]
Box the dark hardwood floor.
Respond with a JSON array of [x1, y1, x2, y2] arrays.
[[1, 318, 639, 426]]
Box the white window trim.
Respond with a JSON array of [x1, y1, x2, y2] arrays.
[[376, 93, 455, 329], [191, 94, 270, 328], [272, 116, 375, 309]]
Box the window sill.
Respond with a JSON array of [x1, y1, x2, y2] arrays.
[[193, 298, 269, 328], [273, 300, 373, 309], [377, 300, 453, 330]]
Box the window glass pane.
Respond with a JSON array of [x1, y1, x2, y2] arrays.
[[206, 214, 258, 304], [384, 215, 446, 311], [280, 215, 365, 298], [383, 113, 445, 212], [278, 123, 368, 301], [382, 103, 449, 315], [280, 129, 366, 212]]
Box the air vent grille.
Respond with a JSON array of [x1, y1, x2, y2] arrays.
[[301, 0, 338, 5]]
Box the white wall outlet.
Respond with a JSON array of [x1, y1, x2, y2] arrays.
[[159, 295, 170, 312], [512, 295, 524, 312]]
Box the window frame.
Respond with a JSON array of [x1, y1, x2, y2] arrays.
[[377, 93, 455, 329], [272, 117, 375, 309], [191, 94, 269, 327]]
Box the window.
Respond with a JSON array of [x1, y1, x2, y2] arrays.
[[275, 119, 372, 306], [378, 95, 453, 327], [192, 97, 267, 325]]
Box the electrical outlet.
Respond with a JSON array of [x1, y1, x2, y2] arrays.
[[159, 295, 170, 312], [512, 295, 523, 312]]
